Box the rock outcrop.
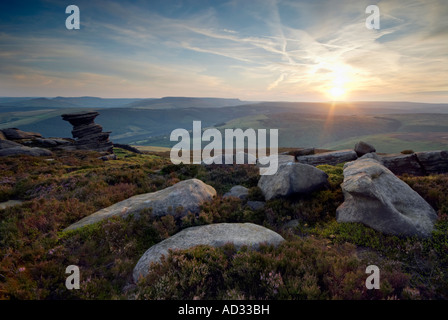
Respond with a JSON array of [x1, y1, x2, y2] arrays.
[[132, 223, 285, 282], [296, 149, 357, 166], [0, 146, 52, 157], [415, 150, 448, 175], [0, 128, 42, 140], [0, 137, 53, 157], [336, 156, 437, 238], [223, 185, 249, 200], [380, 150, 448, 176], [381, 153, 425, 176], [61, 112, 113, 153], [258, 163, 328, 201], [64, 179, 216, 231]]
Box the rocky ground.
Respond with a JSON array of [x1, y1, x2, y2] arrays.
[[0, 123, 447, 300]]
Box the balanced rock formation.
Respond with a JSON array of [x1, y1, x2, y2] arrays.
[[336, 156, 437, 238], [61, 111, 113, 153], [354, 141, 376, 157], [64, 179, 216, 231], [133, 223, 285, 282], [223, 185, 249, 200], [258, 163, 328, 201], [296, 149, 357, 166]]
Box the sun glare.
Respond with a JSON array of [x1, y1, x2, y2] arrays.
[[326, 65, 351, 100], [330, 86, 345, 99]]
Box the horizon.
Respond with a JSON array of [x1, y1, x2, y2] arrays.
[[1, 95, 448, 105], [0, 0, 447, 103]]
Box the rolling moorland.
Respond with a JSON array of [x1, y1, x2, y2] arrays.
[[1, 97, 448, 153]]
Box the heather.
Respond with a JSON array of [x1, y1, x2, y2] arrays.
[[0, 148, 447, 299]]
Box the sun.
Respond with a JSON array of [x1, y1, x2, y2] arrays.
[[329, 86, 346, 99], [327, 65, 351, 100]]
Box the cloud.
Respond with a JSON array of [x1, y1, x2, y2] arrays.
[[0, 0, 446, 102]]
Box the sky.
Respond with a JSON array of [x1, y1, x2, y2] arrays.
[[0, 0, 447, 102]]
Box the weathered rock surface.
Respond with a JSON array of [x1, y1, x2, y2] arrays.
[[223, 185, 249, 200], [354, 141, 376, 157], [296, 149, 357, 166], [132, 223, 285, 282], [0, 128, 42, 140], [61, 112, 113, 153], [0, 139, 23, 149], [34, 138, 73, 148], [258, 163, 328, 201], [415, 150, 448, 174], [64, 179, 216, 231], [0, 131, 6, 140], [0, 146, 53, 157], [381, 153, 425, 176], [336, 157, 437, 238], [246, 201, 266, 210]]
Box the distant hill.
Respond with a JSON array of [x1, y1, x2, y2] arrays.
[[0, 97, 143, 109], [0, 98, 447, 152]]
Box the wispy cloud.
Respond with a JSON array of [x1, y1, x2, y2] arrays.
[[0, 0, 446, 102]]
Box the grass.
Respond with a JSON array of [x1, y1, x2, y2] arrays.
[[0, 149, 447, 300]]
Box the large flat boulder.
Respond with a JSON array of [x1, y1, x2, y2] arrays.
[[0, 128, 42, 140], [64, 179, 216, 231], [336, 157, 437, 238], [0, 139, 23, 149], [258, 163, 328, 201], [296, 149, 357, 166], [133, 223, 285, 282], [381, 153, 425, 176], [415, 150, 448, 174], [0, 146, 52, 157]]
